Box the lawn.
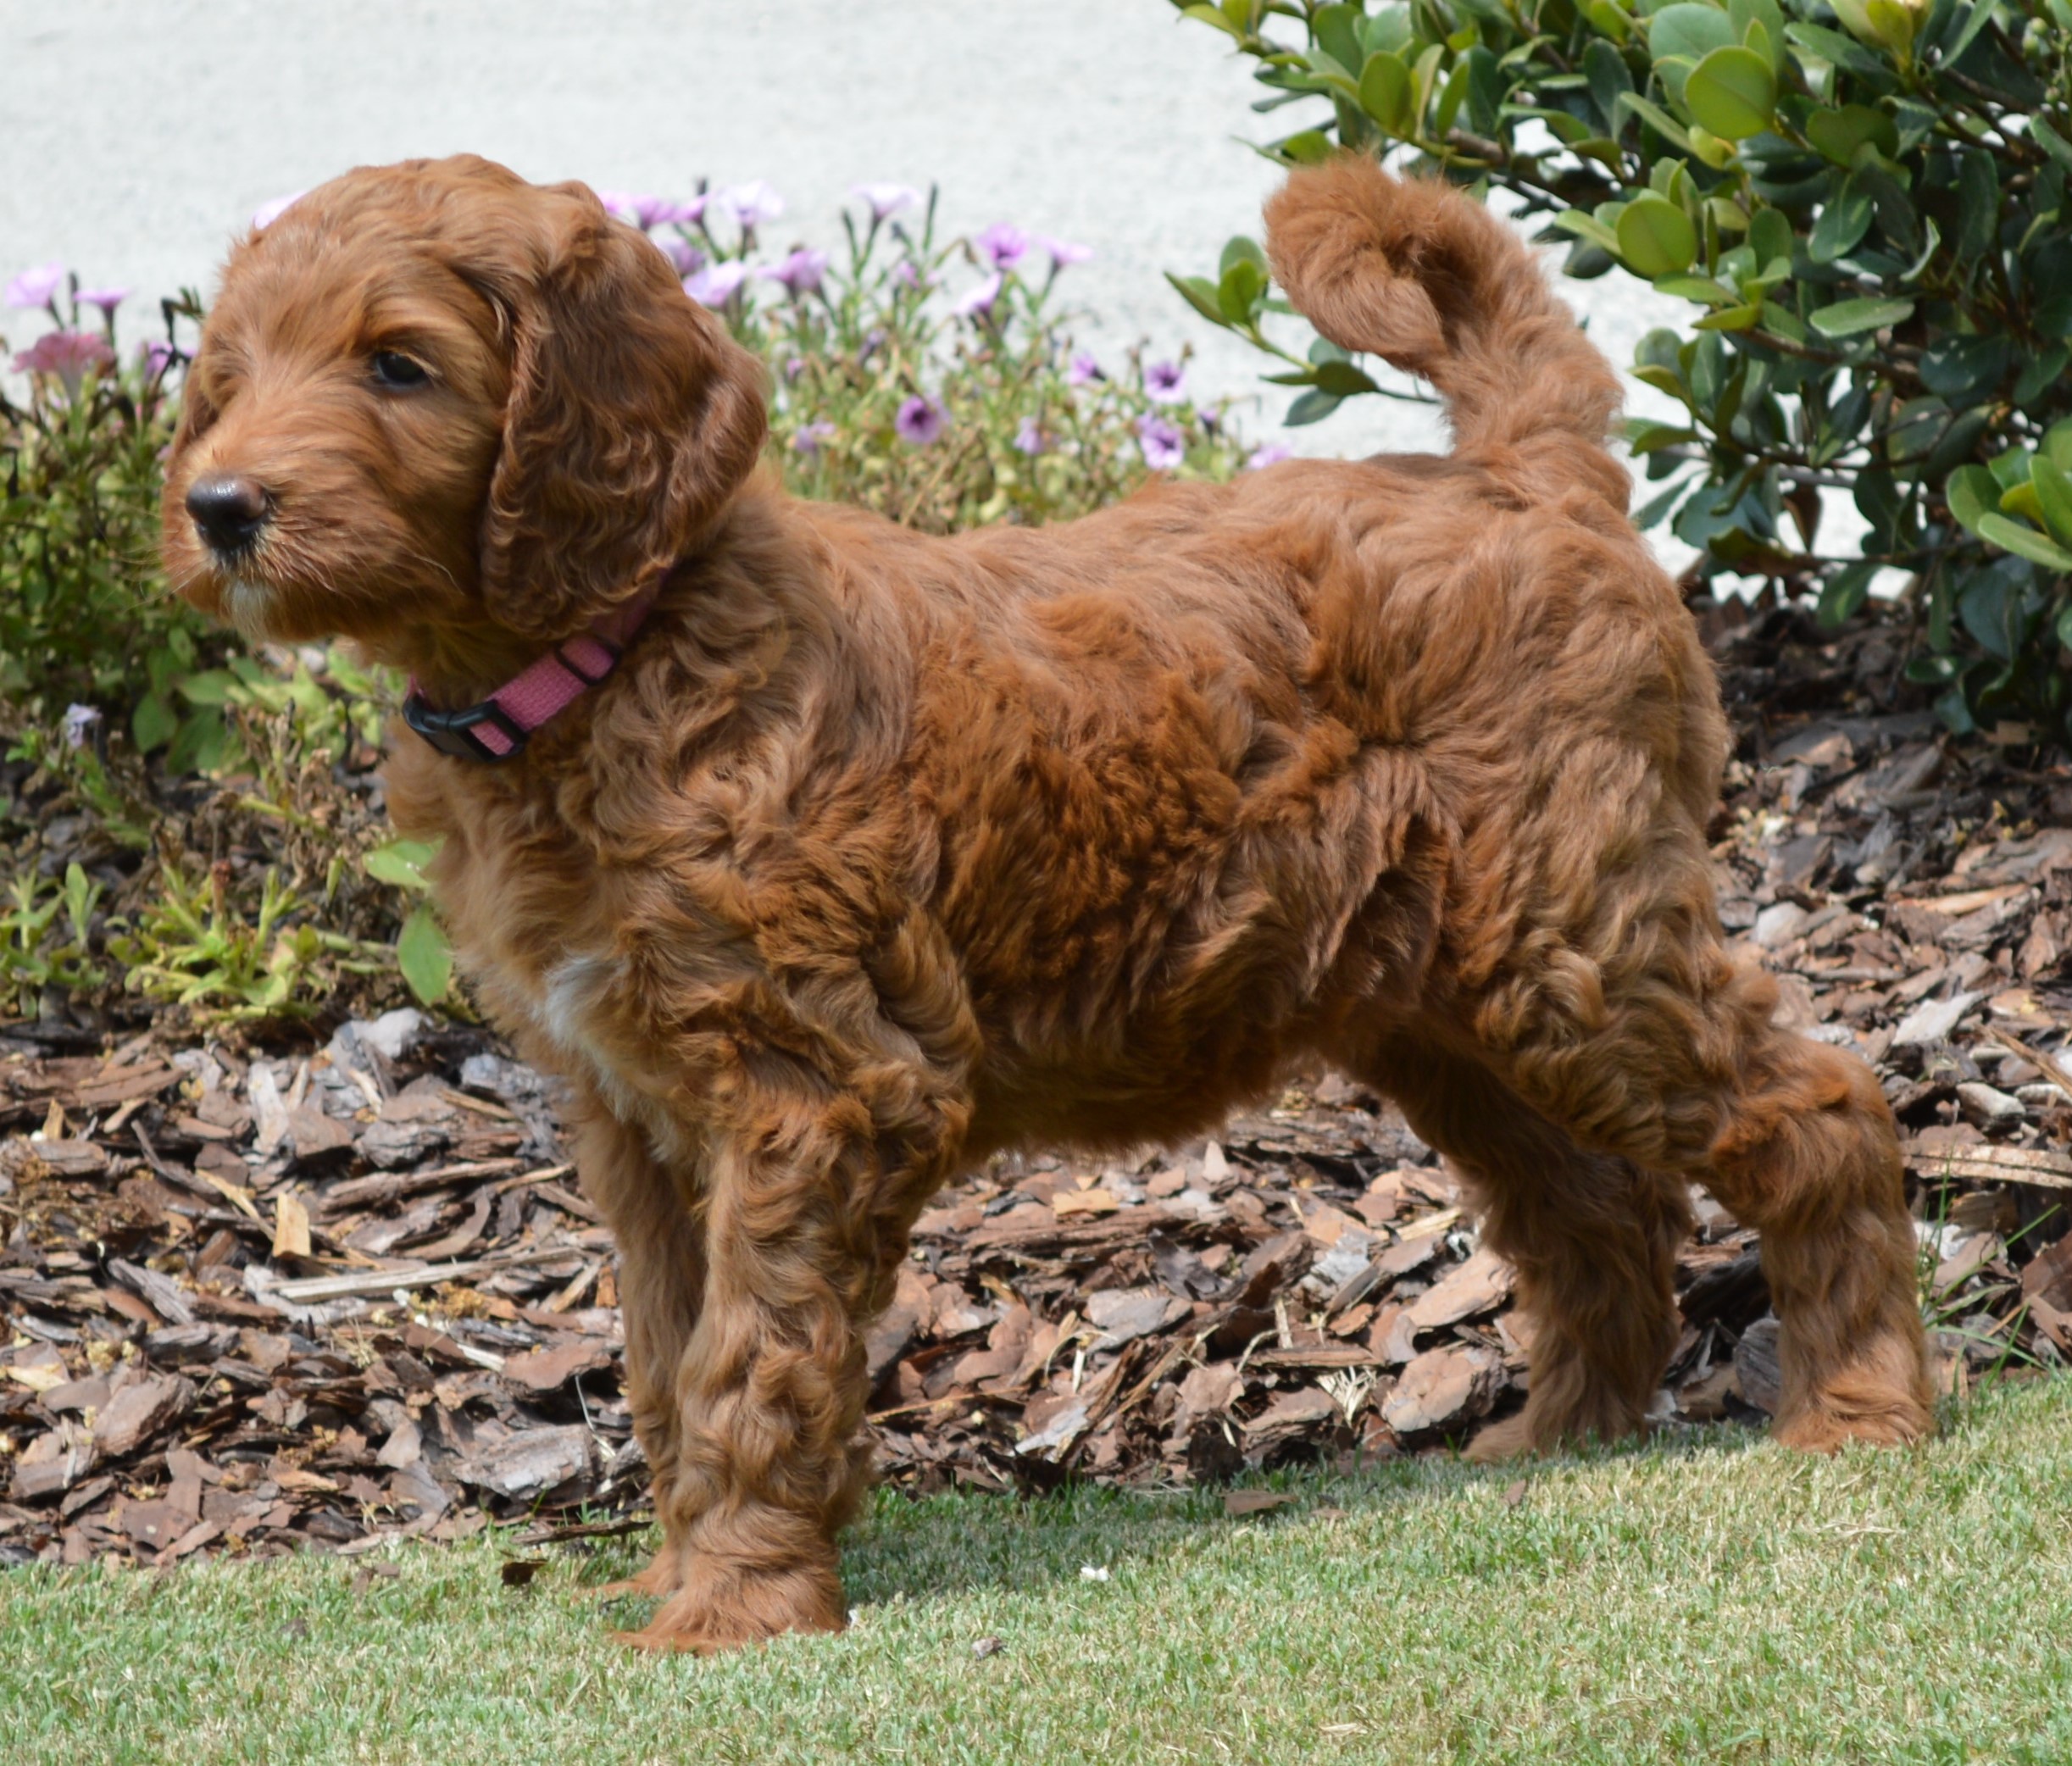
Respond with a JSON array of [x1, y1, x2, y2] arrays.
[[5, 1374, 2069, 1765]]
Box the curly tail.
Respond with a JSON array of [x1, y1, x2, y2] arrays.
[[1263, 155, 1623, 464]]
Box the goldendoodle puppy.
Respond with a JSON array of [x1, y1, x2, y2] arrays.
[[162, 151, 1931, 1651]]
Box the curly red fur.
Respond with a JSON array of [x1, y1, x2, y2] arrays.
[[163, 151, 1932, 1652]]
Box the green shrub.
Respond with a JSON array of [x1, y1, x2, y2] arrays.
[[0, 284, 217, 737], [1170, 0, 2072, 741]]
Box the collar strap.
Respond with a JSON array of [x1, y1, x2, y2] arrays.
[[403, 586, 659, 763]]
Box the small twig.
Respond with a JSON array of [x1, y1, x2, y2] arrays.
[[266, 1243, 580, 1303], [1985, 1025, 2072, 1102]]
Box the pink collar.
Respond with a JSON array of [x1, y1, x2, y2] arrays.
[[402, 586, 659, 762]]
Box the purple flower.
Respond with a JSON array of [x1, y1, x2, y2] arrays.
[[784, 354, 808, 381], [13, 330, 115, 396], [1145, 361, 1187, 405], [5, 263, 64, 310], [1137, 414, 1186, 470], [1014, 418, 1047, 457], [1246, 442, 1293, 470], [853, 182, 921, 221], [137, 337, 179, 378], [792, 421, 838, 455], [859, 326, 887, 364], [683, 261, 751, 307], [63, 704, 101, 750], [75, 286, 130, 318], [599, 192, 693, 231], [892, 258, 931, 292], [895, 395, 946, 446], [976, 223, 1028, 269], [664, 238, 707, 277], [1067, 352, 1103, 387], [761, 247, 829, 298], [953, 272, 1003, 319], [252, 191, 305, 230], [719, 180, 784, 230], [1036, 236, 1093, 269]]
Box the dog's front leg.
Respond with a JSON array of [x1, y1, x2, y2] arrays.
[[624, 1063, 951, 1653], [564, 1093, 707, 1601]]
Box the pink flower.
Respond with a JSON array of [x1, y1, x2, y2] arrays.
[[664, 238, 706, 277], [1036, 236, 1093, 269], [137, 338, 179, 378], [953, 272, 1003, 319], [1145, 361, 1187, 405], [853, 182, 920, 222], [1246, 442, 1293, 470], [13, 330, 115, 397], [718, 180, 784, 230], [1136, 414, 1185, 470], [601, 192, 702, 231], [75, 286, 130, 318], [976, 223, 1028, 269], [895, 396, 945, 446], [793, 421, 838, 455], [761, 248, 829, 298], [683, 261, 751, 307], [1067, 352, 1103, 386], [1014, 418, 1047, 456], [5, 263, 64, 309], [252, 191, 305, 230]]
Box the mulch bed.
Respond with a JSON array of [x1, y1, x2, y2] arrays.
[[4, 599, 2072, 1568]]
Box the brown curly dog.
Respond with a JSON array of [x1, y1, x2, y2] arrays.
[[162, 151, 1932, 1652]]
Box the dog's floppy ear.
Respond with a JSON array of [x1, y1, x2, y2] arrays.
[[474, 187, 767, 641]]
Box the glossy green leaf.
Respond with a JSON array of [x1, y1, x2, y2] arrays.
[[1944, 464, 1999, 535], [1976, 513, 2072, 573], [1180, 4, 1246, 39], [1217, 258, 1266, 324], [1648, 3, 1737, 101], [1616, 92, 1695, 153], [1808, 182, 1874, 264], [1358, 50, 1416, 136], [1654, 273, 1738, 305], [1285, 388, 1343, 425], [1808, 296, 1914, 337], [2032, 457, 2072, 549], [1311, 359, 1380, 397], [1166, 273, 1230, 328], [1684, 46, 1775, 139], [1805, 103, 1898, 165], [1617, 195, 1698, 275], [1817, 561, 1878, 628], [1553, 210, 1624, 254]]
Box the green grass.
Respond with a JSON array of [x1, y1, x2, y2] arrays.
[[7, 1377, 2072, 1765]]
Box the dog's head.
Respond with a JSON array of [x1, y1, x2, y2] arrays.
[[162, 154, 767, 662]]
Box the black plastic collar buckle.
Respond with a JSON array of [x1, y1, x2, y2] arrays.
[[402, 691, 529, 762]]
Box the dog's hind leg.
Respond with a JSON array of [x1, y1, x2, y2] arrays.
[[567, 1096, 706, 1600], [1353, 1039, 1690, 1457], [1464, 847, 1933, 1452]]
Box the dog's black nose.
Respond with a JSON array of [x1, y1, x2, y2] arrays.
[[185, 474, 271, 553]]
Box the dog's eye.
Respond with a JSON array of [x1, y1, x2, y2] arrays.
[[371, 351, 430, 388]]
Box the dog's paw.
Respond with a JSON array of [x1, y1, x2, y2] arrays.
[[590, 1546, 682, 1602], [613, 1563, 847, 1654], [1463, 1413, 1536, 1463], [1770, 1392, 1932, 1453]]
